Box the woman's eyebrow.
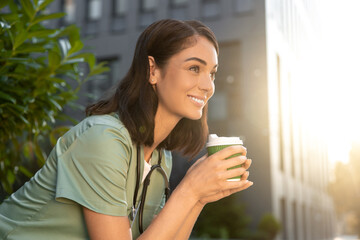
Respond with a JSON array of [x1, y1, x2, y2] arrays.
[[185, 57, 207, 65], [185, 57, 218, 68]]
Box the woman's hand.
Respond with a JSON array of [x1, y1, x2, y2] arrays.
[[179, 145, 253, 206], [198, 159, 252, 205]]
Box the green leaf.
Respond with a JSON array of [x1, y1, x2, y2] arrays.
[[13, 29, 28, 50], [28, 29, 57, 38], [0, 91, 16, 104], [15, 44, 47, 54], [62, 57, 86, 65], [67, 41, 83, 56], [48, 51, 61, 68], [56, 25, 80, 46], [8, 1, 19, 13], [33, 0, 39, 7], [2, 57, 32, 63], [33, 141, 46, 165], [5, 26, 15, 47], [69, 53, 95, 69], [38, 0, 54, 11], [6, 170, 16, 185], [20, 0, 36, 19], [48, 77, 66, 84], [0, 14, 18, 25], [57, 38, 70, 58], [31, 12, 65, 26], [48, 98, 62, 111], [0, 0, 10, 9], [49, 125, 71, 146], [18, 165, 33, 178], [88, 62, 110, 77], [18, 114, 30, 125]]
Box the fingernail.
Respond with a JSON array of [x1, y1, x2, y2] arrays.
[[249, 181, 254, 186], [240, 156, 247, 161]]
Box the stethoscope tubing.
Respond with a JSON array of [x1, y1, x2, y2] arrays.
[[133, 146, 170, 234]]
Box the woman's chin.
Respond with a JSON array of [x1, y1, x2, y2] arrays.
[[185, 112, 203, 120]]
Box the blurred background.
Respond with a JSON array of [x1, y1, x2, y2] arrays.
[[1, 0, 359, 239]]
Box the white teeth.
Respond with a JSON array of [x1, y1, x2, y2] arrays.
[[189, 96, 204, 105]]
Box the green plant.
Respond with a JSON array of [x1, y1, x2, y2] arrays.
[[191, 195, 252, 239], [0, 0, 109, 195], [257, 213, 281, 240]]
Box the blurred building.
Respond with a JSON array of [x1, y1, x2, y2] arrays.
[[50, 0, 336, 239]]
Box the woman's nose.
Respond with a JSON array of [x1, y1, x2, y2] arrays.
[[199, 74, 214, 92]]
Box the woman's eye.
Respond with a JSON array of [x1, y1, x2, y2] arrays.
[[189, 66, 200, 73], [210, 72, 216, 81]]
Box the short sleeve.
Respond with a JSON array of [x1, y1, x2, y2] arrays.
[[55, 124, 132, 216]]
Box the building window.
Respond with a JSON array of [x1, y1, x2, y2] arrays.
[[208, 92, 228, 121], [140, 0, 157, 12], [87, 0, 102, 21], [138, 0, 157, 28], [111, 0, 127, 32], [233, 0, 253, 15], [114, 0, 128, 16], [85, 0, 102, 36], [277, 55, 285, 172], [280, 198, 288, 239], [87, 58, 121, 103], [169, 0, 188, 20], [62, 0, 76, 25], [289, 73, 295, 178], [201, 0, 220, 20], [170, 0, 188, 7], [293, 201, 298, 240], [302, 204, 307, 240], [299, 131, 304, 182]]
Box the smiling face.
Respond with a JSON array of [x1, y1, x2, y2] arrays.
[[150, 36, 218, 122]]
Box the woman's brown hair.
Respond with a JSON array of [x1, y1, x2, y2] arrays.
[[86, 19, 219, 157]]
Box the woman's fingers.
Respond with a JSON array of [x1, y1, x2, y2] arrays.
[[228, 180, 253, 194], [220, 155, 247, 170], [242, 158, 252, 170], [241, 171, 250, 180], [209, 145, 247, 161], [199, 180, 254, 204], [221, 167, 247, 180]]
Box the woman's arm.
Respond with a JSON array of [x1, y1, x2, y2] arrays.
[[83, 145, 252, 240], [83, 208, 133, 240]]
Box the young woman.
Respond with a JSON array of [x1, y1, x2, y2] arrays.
[[0, 19, 253, 240]]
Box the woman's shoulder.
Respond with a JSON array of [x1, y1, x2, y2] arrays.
[[81, 113, 130, 139], [59, 113, 133, 154]]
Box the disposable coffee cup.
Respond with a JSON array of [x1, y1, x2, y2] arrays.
[[206, 134, 244, 181]]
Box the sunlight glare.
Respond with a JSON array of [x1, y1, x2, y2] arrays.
[[295, 0, 360, 165]]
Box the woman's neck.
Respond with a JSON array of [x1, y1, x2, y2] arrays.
[[143, 107, 180, 162]]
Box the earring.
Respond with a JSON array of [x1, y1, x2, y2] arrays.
[[151, 79, 155, 83]]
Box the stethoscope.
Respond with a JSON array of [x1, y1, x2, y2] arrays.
[[129, 145, 170, 234]]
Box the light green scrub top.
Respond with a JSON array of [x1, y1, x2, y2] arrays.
[[0, 113, 172, 239]]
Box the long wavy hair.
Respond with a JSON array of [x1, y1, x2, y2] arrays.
[[86, 19, 219, 157]]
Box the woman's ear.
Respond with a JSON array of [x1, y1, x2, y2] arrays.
[[148, 56, 158, 85]]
